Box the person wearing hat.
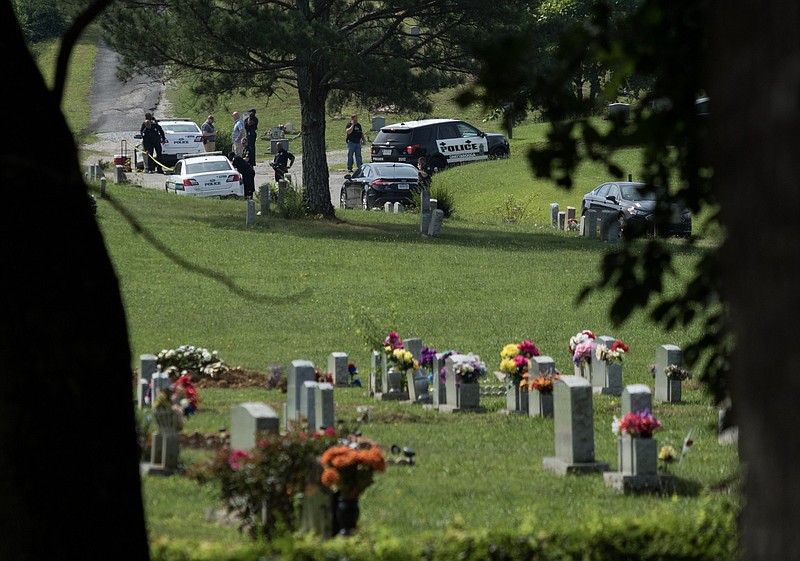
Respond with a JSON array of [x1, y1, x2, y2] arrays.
[[140, 112, 166, 171], [201, 115, 217, 152], [244, 108, 259, 165]]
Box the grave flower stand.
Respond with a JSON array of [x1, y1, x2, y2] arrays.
[[335, 494, 360, 536], [528, 388, 554, 418], [386, 367, 403, 393]]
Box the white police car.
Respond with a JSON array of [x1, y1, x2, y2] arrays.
[[370, 118, 510, 172], [158, 119, 205, 164], [164, 153, 244, 198]]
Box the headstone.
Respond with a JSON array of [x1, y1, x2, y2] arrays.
[[148, 407, 181, 475], [421, 190, 431, 213], [430, 198, 438, 212], [431, 352, 448, 407], [543, 376, 609, 475], [150, 370, 171, 407], [439, 354, 484, 413], [655, 344, 683, 403], [579, 216, 586, 236], [230, 402, 279, 450], [565, 206, 576, 231], [586, 209, 598, 239], [608, 102, 631, 121], [427, 209, 444, 237], [285, 360, 316, 430], [393, 202, 405, 213], [277, 179, 288, 209], [421, 211, 431, 234], [260, 184, 270, 214], [621, 384, 652, 416], [528, 356, 556, 417], [314, 383, 335, 431], [246, 199, 255, 225], [138, 354, 158, 407], [371, 116, 385, 131], [550, 203, 559, 227], [114, 165, 125, 184], [369, 350, 380, 397], [300, 381, 319, 431], [374, 350, 408, 401], [384, 202, 392, 212], [591, 335, 623, 396], [558, 211, 566, 230], [299, 461, 335, 537], [328, 352, 349, 387], [600, 210, 619, 242]]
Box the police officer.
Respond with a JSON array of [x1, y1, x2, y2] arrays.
[[270, 142, 295, 182]]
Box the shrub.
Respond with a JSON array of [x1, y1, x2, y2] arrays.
[[430, 184, 455, 218]]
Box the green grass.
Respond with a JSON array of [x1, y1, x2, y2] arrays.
[[40, 31, 735, 555]]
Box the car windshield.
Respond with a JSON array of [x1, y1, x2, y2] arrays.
[[186, 161, 232, 174], [373, 165, 418, 179], [621, 184, 657, 201], [165, 124, 199, 133]]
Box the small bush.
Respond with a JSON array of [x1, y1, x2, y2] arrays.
[[495, 193, 530, 223], [430, 184, 455, 218]]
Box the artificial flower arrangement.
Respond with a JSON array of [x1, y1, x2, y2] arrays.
[[451, 353, 488, 384], [321, 440, 387, 499], [569, 330, 595, 365], [658, 445, 677, 471], [611, 408, 663, 438], [528, 369, 561, 394], [499, 339, 540, 385], [156, 344, 226, 377], [664, 364, 692, 381], [314, 368, 334, 384], [595, 340, 629, 364], [173, 373, 200, 415], [348, 362, 362, 386], [389, 347, 419, 372], [383, 331, 404, 354]]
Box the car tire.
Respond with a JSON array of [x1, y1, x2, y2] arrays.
[[339, 188, 347, 209], [428, 155, 446, 173], [489, 146, 509, 159]]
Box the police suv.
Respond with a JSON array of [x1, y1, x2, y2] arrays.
[[369, 118, 510, 172]]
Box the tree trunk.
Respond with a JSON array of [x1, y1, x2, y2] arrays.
[[710, 2, 800, 559], [297, 65, 335, 218], [1, 5, 150, 560]]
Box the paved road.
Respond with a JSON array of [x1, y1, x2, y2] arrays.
[[83, 42, 346, 206]]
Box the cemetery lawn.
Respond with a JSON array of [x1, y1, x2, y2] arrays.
[[95, 182, 738, 552]]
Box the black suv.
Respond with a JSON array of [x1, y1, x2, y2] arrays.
[[370, 119, 510, 172]]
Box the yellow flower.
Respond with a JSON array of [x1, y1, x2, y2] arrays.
[[501, 343, 520, 360], [659, 445, 677, 462], [500, 357, 517, 373]]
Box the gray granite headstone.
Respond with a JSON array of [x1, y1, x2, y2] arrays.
[[286, 360, 316, 429], [608, 102, 631, 121], [591, 335, 623, 395], [138, 354, 158, 408], [150, 370, 171, 407], [621, 384, 652, 416], [427, 209, 444, 237], [246, 199, 255, 225], [301, 381, 319, 431], [421, 211, 431, 233], [655, 344, 683, 403], [230, 402, 279, 450], [149, 408, 180, 475], [558, 211, 566, 230], [421, 190, 431, 213], [277, 179, 288, 209], [314, 383, 335, 431], [260, 184, 270, 214], [543, 376, 609, 475], [600, 210, 618, 241], [430, 198, 438, 212], [550, 203, 559, 227], [328, 352, 349, 387], [586, 209, 598, 239], [431, 352, 447, 407]]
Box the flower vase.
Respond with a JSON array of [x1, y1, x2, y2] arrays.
[[386, 367, 403, 393], [528, 389, 553, 418], [336, 495, 360, 536]]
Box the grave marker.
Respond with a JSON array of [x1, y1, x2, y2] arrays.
[[284, 360, 316, 430], [528, 356, 556, 417], [314, 383, 335, 431], [300, 381, 319, 431], [550, 203, 559, 227], [591, 335, 623, 396], [328, 352, 349, 387], [543, 376, 609, 475], [655, 344, 683, 403], [230, 402, 279, 450], [427, 209, 444, 237], [138, 354, 157, 408]]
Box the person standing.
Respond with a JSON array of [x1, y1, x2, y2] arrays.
[[141, 112, 166, 171], [417, 156, 433, 189], [201, 115, 217, 152], [244, 108, 259, 165], [228, 151, 256, 199], [141, 120, 162, 173], [345, 114, 365, 172], [241, 137, 254, 166], [270, 141, 295, 182], [231, 111, 246, 157]]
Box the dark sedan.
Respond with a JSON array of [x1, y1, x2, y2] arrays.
[[580, 181, 692, 237], [339, 162, 420, 210]]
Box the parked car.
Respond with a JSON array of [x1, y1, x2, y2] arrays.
[[580, 181, 692, 237], [134, 118, 205, 169], [339, 162, 420, 210], [369, 118, 510, 172], [164, 153, 244, 198]]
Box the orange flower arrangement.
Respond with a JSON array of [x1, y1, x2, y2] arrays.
[[529, 371, 560, 395], [321, 444, 387, 498]]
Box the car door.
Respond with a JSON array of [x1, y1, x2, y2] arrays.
[[583, 182, 612, 212], [343, 165, 369, 207], [435, 122, 486, 164]]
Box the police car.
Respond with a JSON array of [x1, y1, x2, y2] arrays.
[[164, 153, 244, 198], [158, 119, 205, 164], [369, 118, 510, 172]]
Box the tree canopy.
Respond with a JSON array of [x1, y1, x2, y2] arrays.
[[101, 0, 535, 216]]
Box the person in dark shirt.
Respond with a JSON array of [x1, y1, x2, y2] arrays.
[[270, 142, 295, 182], [228, 151, 255, 199], [417, 156, 433, 189], [140, 112, 166, 171], [241, 137, 254, 166], [141, 120, 162, 173], [244, 108, 259, 165], [345, 114, 365, 172]]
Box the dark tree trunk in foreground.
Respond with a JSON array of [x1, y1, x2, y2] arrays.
[[0, 3, 150, 560], [710, 2, 800, 559], [297, 62, 334, 217]]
